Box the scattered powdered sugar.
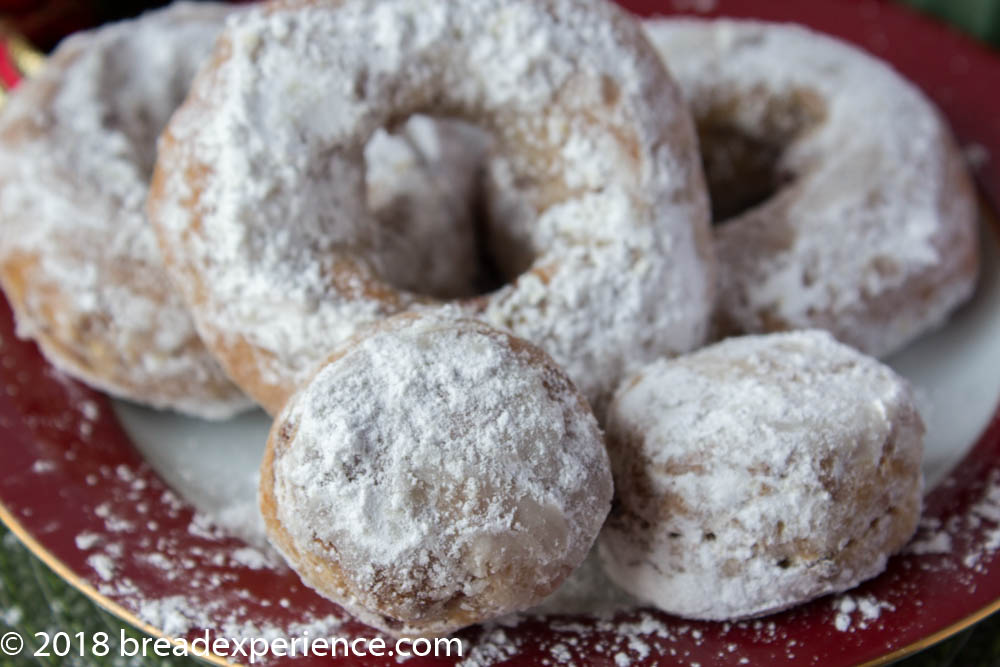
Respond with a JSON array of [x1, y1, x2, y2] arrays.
[[87, 553, 117, 582], [75, 532, 101, 550], [964, 142, 991, 170], [230, 546, 277, 570], [461, 609, 720, 667], [904, 468, 1000, 576], [265, 314, 613, 635], [79, 399, 99, 422], [78, 399, 101, 437], [831, 595, 895, 633], [134, 595, 347, 646], [30, 459, 56, 473], [68, 473, 346, 646], [0, 3, 251, 419], [151, 0, 713, 416], [644, 18, 978, 358], [972, 482, 1000, 522], [905, 526, 953, 556]]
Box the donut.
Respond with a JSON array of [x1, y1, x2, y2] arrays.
[[259, 312, 613, 636], [148, 0, 714, 417], [0, 3, 252, 419], [598, 330, 924, 620], [643, 19, 979, 357]]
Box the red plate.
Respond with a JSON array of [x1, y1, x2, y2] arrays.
[[2, 1, 1000, 665]]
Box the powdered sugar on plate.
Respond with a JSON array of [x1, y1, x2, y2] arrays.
[[903, 468, 1000, 576], [831, 595, 895, 633]]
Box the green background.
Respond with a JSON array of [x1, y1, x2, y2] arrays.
[[905, 0, 1000, 45], [2, 1, 1000, 665]]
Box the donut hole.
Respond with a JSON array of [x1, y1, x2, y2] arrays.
[[695, 88, 827, 224], [698, 123, 793, 222], [363, 115, 533, 300]]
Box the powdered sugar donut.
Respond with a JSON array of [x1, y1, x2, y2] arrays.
[[599, 330, 924, 620], [643, 19, 978, 357], [260, 312, 613, 636], [0, 3, 251, 419], [149, 0, 714, 416]]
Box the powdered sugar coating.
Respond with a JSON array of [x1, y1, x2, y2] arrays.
[[149, 0, 714, 416], [0, 3, 252, 419], [644, 19, 979, 357], [599, 330, 924, 620], [260, 313, 613, 636]]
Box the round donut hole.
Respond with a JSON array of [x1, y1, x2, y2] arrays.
[[697, 122, 795, 223], [695, 88, 827, 225], [363, 115, 535, 301]]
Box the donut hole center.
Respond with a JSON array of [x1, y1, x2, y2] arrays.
[[698, 124, 793, 223], [364, 115, 534, 300], [696, 88, 827, 224]]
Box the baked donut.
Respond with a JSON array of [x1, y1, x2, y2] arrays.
[[0, 3, 251, 419], [149, 0, 714, 417], [643, 18, 979, 357], [599, 330, 924, 620], [260, 312, 613, 636]]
